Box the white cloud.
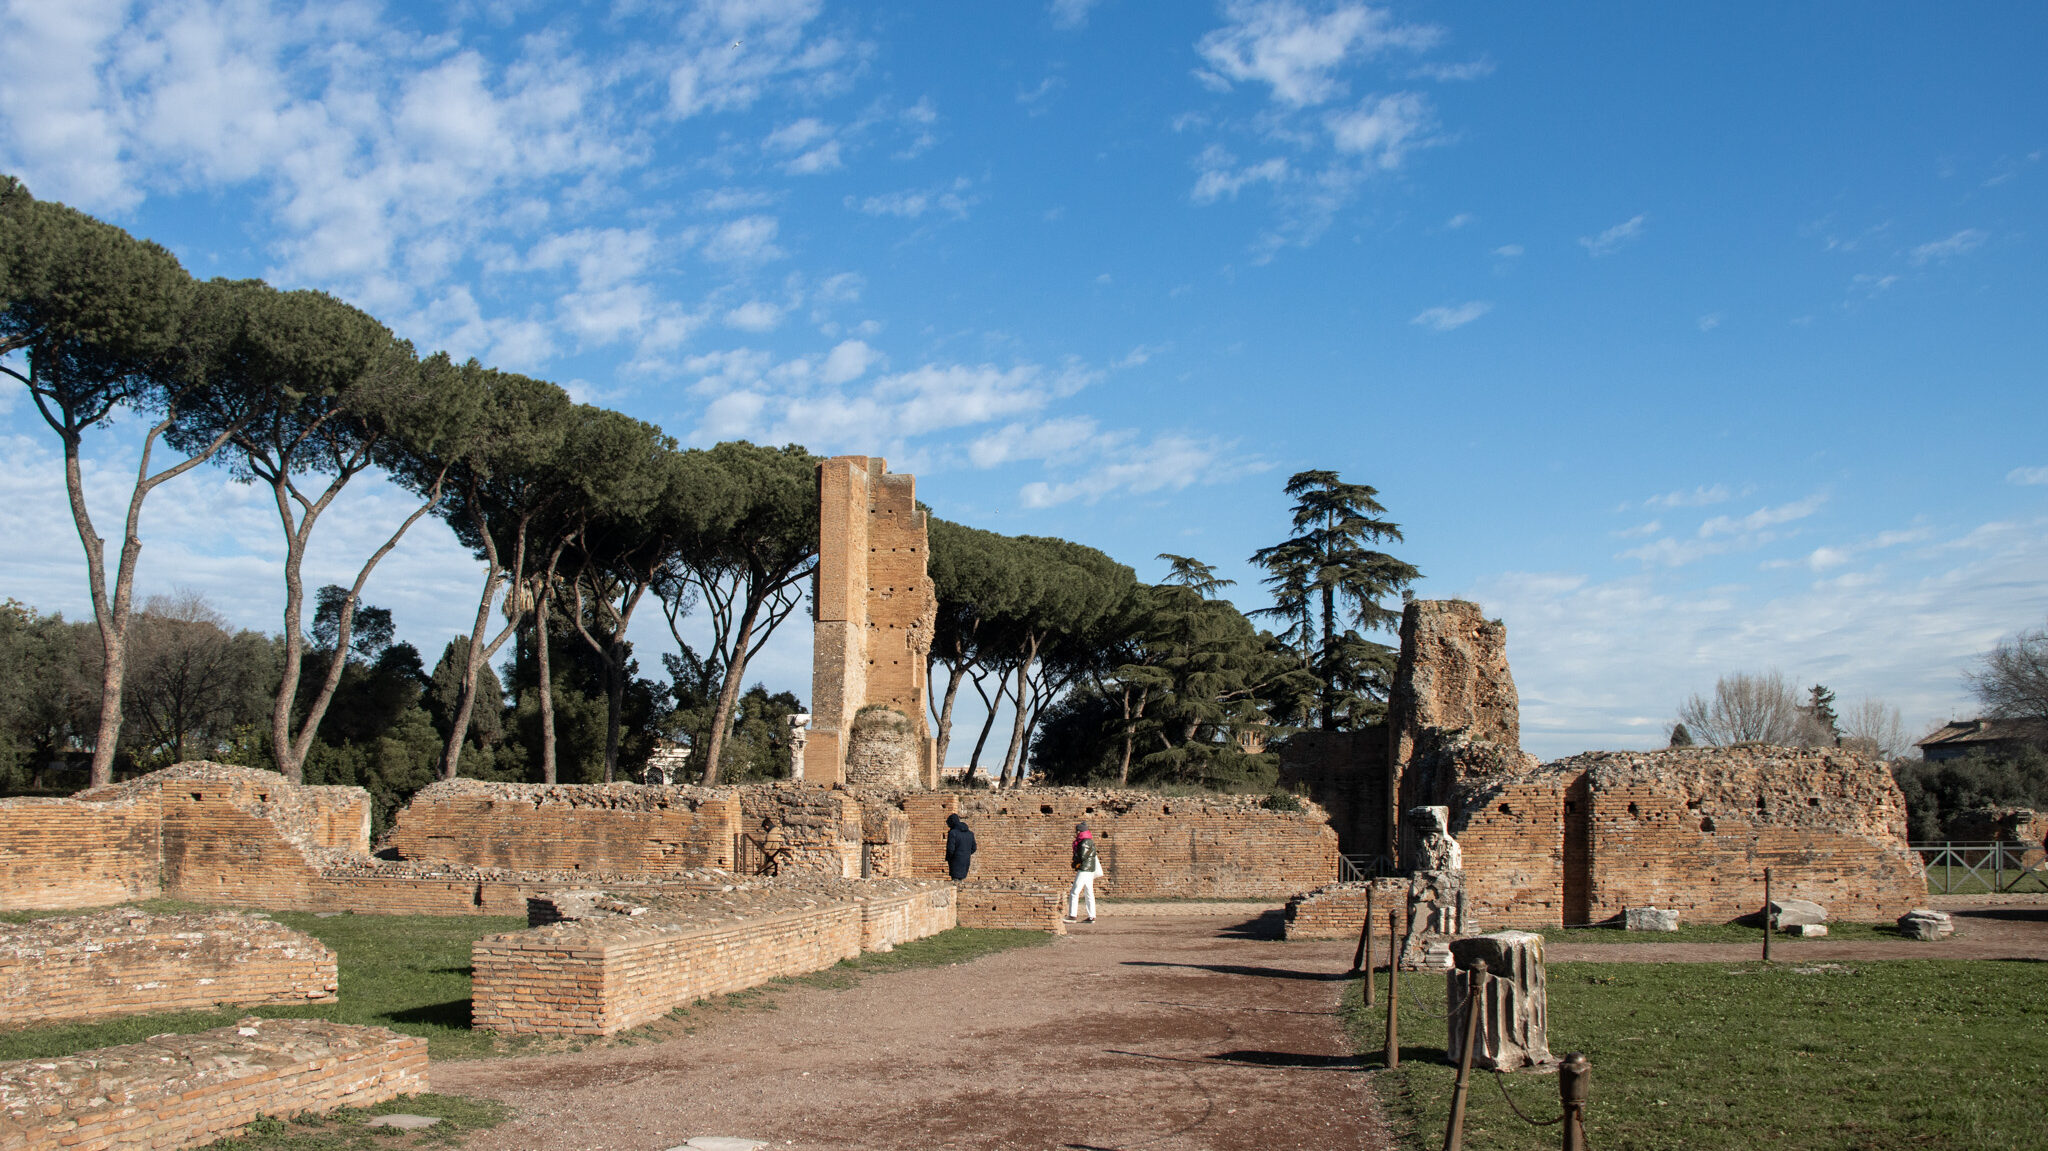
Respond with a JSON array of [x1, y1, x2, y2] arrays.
[[1411, 58, 1493, 82], [662, 0, 855, 119], [1194, 0, 1439, 107], [1697, 312, 1722, 332], [1909, 228, 1987, 265], [2008, 466, 2048, 486], [819, 339, 881, 385], [1016, 431, 1229, 508], [1443, 212, 1473, 229], [702, 215, 785, 264], [1579, 213, 1647, 257], [1492, 243, 1523, 258], [1699, 493, 1827, 538], [1468, 516, 2048, 758], [1190, 145, 1289, 203], [1323, 91, 1431, 167], [1410, 301, 1491, 331], [1048, 0, 1101, 31], [1643, 484, 1735, 509], [723, 300, 784, 332], [848, 178, 976, 220]]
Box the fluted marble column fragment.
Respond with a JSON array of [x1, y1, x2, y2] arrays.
[[1446, 931, 1553, 1071]]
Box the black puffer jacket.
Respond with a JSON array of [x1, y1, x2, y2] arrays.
[[944, 813, 977, 880]]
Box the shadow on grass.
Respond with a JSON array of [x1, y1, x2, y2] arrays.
[[380, 999, 473, 1030]]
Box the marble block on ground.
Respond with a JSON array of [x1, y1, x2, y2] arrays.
[[1770, 898, 1828, 926], [1623, 907, 1679, 932]]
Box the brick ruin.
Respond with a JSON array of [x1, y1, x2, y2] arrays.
[[1278, 598, 1927, 931], [1, 1018, 427, 1151], [807, 456, 939, 788], [0, 909, 337, 1027]]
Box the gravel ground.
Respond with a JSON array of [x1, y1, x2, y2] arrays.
[[436, 912, 1392, 1151]]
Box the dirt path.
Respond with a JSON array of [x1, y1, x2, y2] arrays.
[[437, 913, 1392, 1151], [1547, 904, 2048, 963]]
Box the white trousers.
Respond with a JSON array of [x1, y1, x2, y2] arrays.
[[1067, 870, 1097, 919]]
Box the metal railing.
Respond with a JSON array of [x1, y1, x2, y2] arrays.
[[1339, 853, 1392, 883], [1912, 841, 2048, 895]]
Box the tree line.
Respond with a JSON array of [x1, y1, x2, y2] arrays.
[[2, 174, 1425, 809]]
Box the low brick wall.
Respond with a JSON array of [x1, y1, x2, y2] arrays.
[[0, 910, 336, 1027], [1282, 879, 1407, 941], [0, 1018, 427, 1151], [0, 792, 161, 912], [470, 879, 957, 1035], [955, 884, 1067, 933], [384, 780, 741, 873], [858, 886, 957, 949], [895, 789, 1339, 899]]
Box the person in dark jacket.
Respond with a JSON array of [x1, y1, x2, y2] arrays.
[[944, 812, 977, 880]]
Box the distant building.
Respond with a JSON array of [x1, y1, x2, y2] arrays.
[[1915, 719, 2036, 763]]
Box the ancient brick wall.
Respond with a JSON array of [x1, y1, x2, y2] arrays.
[[384, 780, 740, 874], [808, 457, 936, 787], [954, 883, 1066, 933], [0, 791, 161, 911], [1275, 727, 1390, 859], [1571, 748, 1926, 923], [470, 878, 954, 1035], [890, 788, 1339, 899], [737, 786, 862, 877], [0, 1018, 426, 1151], [1282, 878, 1408, 941], [1450, 772, 1570, 930], [0, 910, 337, 1027]]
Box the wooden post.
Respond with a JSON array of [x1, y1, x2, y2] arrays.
[[1357, 885, 1377, 1005], [1762, 866, 1774, 963], [1442, 959, 1488, 1151], [1383, 908, 1401, 1068], [1560, 1051, 1590, 1151]]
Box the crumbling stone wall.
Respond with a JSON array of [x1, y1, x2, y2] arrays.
[[384, 779, 740, 874], [808, 457, 938, 787], [844, 706, 923, 789], [1282, 878, 1408, 941], [1275, 728, 1391, 859], [470, 877, 955, 1035], [736, 785, 864, 877], [0, 1019, 426, 1151], [0, 790, 161, 911], [1390, 601, 1530, 865], [892, 788, 1339, 899], [0, 909, 337, 1027], [1454, 748, 1926, 927]]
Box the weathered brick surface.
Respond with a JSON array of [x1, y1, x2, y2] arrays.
[[0, 1018, 427, 1151], [1452, 771, 1571, 930], [0, 910, 336, 1027], [0, 792, 160, 911], [1282, 879, 1408, 941], [470, 879, 954, 1035], [891, 789, 1339, 899], [953, 883, 1066, 933], [1275, 727, 1391, 859], [384, 780, 740, 873], [808, 457, 937, 787]]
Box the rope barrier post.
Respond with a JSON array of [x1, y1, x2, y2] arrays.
[[1441, 959, 1488, 1151], [1359, 887, 1378, 1006], [1560, 1051, 1590, 1151], [1762, 866, 1774, 963], [1383, 907, 1401, 1069]]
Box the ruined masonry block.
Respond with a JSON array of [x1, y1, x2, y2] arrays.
[[1781, 922, 1828, 938], [0, 909, 337, 1027], [1771, 898, 1828, 927], [1623, 907, 1680, 932], [1447, 931, 1553, 1072], [0, 1018, 427, 1151]]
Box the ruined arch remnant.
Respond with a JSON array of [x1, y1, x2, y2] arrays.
[[807, 457, 938, 788]]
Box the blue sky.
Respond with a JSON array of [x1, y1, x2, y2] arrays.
[[3, 1, 2044, 759]]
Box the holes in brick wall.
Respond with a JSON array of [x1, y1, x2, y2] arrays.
[[190, 792, 203, 803], [257, 793, 269, 803], [1756, 796, 1767, 811], [1499, 803, 1512, 815], [1040, 805, 1053, 814], [1700, 817, 1716, 832], [1808, 797, 1821, 806], [1565, 801, 1577, 814], [1628, 802, 1641, 817]]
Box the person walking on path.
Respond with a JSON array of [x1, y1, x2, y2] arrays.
[[1067, 821, 1104, 923], [944, 812, 977, 881]]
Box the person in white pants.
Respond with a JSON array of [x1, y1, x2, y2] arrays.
[[1067, 821, 1105, 923]]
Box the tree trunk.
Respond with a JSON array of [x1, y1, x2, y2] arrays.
[[701, 594, 764, 785], [965, 669, 1007, 783], [1319, 582, 1337, 731], [65, 427, 124, 788], [443, 507, 526, 780], [536, 586, 557, 784], [997, 639, 1037, 787], [932, 661, 965, 772], [605, 635, 626, 783]]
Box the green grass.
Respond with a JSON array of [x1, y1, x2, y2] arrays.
[[0, 909, 527, 1063], [1344, 958, 2048, 1150], [196, 1094, 508, 1150], [1922, 868, 2048, 896], [1538, 921, 1904, 945]]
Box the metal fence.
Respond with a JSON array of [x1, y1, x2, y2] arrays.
[[1339, 854, 1392, 883], [1912, 841, 2048, 895]]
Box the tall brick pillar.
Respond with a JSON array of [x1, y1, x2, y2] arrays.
[[808, 457, 938, 787]]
